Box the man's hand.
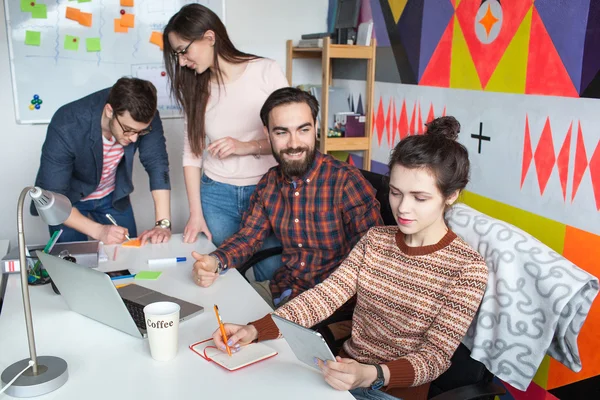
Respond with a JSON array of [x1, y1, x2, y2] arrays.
[[191, 251, 219, 287], [97, 225, 129, 244], [212, 323, 258, 353], [316, 357, 378, 391], [139, 226, 171, 246]]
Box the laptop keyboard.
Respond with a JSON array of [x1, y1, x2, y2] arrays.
[[122, 298, 147, 330]]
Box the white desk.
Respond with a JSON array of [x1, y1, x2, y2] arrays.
[[0, 235, 352, 399]]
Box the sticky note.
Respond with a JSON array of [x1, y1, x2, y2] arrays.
[[86, 37, 101, 52], [65, 7, 80, 21], [20, 0, 35, 12], [25, 30, 41, 46], [78, 0, 92, 3], [31, 4, 47, 19], [121, 0, 134, 6], [64, 35, 79, 51], [135, 271, 162, 280], [149, 31, 163, 50], [122, 238, 141, 247], [78, 11, 92, 27], [114, 18, 128, 33], [120, 14, 135, 28]]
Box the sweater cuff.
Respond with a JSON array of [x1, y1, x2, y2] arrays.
[[383, 358, 416, 389], [248, 314, 280, 341]]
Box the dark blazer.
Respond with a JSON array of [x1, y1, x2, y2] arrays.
[[32, 88, 170, 215]]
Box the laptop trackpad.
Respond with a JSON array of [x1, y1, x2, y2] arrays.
[[118, 284, 155, 301]]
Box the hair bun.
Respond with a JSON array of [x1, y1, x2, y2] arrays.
[[425, 116, 460, 141]]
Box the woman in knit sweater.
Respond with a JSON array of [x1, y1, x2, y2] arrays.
[[212, 116, 489, 400], [163, 4, 288, 281]]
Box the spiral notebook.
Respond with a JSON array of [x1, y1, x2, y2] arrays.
[[189, 339, 278, 371]]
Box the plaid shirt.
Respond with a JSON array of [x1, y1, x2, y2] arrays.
[[212, 152, 383, 302]]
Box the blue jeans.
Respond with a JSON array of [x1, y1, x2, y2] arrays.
[[350, 388, 402, 400], [49, 193, 137, 242], [200, 174, 282, 281]]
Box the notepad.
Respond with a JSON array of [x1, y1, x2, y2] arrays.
[[190, 339, 277, 371]]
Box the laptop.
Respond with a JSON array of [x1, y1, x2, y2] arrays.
[[37, 252, 204, 338]]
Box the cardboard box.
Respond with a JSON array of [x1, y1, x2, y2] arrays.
[[2, 241, 100, 273]]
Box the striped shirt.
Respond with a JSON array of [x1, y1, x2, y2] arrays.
[[252, 227, 489, 400], [211, 151, 383, 301], [82, 135, 124, 201]]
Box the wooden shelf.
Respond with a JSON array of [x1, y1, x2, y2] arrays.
[[291, 44, 374, 59], [286, 37, 377, 170]]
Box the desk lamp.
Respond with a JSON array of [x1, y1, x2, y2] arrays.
[[1, 187, 71, 397]]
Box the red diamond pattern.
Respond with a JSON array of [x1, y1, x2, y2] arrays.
[[391, 99, 398, 146], [590, 142, 600, 210], [386, 99, 393, 148], [521, 115, 533, 188], [370, 97, 448, 145], [571, 122, 588, 202], [533, 117, 556, 195], [375, 97, 385, 146], [399, 100, 409, 140], [557, 122, 572, 201]]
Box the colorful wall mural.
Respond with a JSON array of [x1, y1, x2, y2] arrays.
[[331, 1, 600, 399]]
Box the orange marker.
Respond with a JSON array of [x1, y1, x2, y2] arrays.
[[214, 305, 232, 356]]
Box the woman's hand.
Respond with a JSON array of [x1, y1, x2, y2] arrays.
[[183, 213, 212, 243], [207, 137, 255, 159], [316, 356, 378, 391], [212, 323, 259, 353]]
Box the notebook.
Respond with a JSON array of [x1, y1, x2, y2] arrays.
[[189, 338, 278, 371]]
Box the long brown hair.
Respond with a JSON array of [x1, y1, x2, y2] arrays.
[[163, 4, 259, 156]]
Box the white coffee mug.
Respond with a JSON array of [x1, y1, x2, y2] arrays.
[[143, 301, 180, 361]]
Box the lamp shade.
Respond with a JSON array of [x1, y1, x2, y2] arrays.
[[29, 187, 72, 226]]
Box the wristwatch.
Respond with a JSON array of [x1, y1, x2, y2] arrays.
[[155, 219, 171, 230], [370, 364, 385, 390], [211, 255, 227, 274]]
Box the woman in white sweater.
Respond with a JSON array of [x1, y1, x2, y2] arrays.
[[163, 4, 288, 281]]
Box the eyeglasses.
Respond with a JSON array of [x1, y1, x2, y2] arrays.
[[114, 114, 152, 137], [171, 39, 195, 61]]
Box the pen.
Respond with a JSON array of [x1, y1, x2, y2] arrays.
[[214, 305, 232, 356], [105, 213, 131, 241], [110, 274, 136, 281], [147, 257, 186, 266]]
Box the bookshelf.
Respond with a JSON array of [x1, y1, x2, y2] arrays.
[[286, 37, 377, 170]]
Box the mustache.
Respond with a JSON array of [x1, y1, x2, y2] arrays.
[[281, 147, 309, 155]]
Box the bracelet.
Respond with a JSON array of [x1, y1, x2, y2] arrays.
[[253, 140, 261, 159]]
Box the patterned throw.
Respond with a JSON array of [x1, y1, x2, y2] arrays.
[[447, 204, 599, 391]]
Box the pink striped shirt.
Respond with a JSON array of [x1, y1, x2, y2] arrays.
[[82, 135, 124, 201]]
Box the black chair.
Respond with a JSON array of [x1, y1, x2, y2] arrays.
[[237, 169, 505, 400]]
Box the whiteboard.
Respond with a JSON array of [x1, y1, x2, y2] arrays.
[[4, 0, 225, 124]]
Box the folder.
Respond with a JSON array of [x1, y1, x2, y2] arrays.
[[189, 339, 277, 371]]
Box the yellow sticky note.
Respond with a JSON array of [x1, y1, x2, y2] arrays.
[[120, 0, 134, 7], [149, 31, 163, 50], [65, 6, 80, 21], [114, 18, 128, 33], [78, 11, 92, 27], [120, 13, 135, 28]]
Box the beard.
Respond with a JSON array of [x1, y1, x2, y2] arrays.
[[272, 144, 317, 179]]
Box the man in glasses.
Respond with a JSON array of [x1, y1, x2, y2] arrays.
[[32, 77, 172, 245]]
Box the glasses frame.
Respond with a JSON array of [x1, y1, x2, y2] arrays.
[[171, 39, 196, 62], [114, 114, 152, 137]]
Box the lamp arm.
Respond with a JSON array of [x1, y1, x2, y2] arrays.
[[17, 186, 38, 374]]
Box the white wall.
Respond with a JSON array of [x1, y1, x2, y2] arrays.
[[0, 0, 327, 246]]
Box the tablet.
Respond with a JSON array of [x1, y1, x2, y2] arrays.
[[272, 314, 336, 371]]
